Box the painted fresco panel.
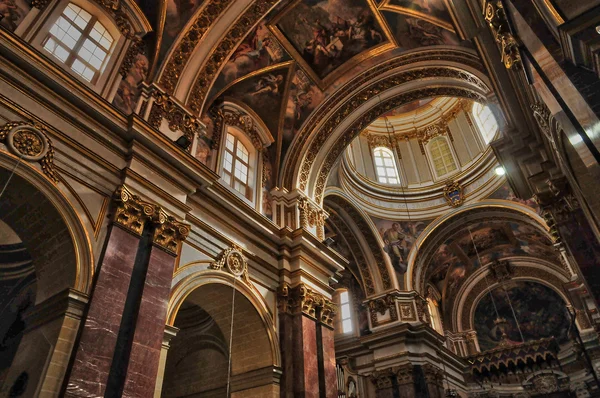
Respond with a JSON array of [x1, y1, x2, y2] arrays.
[[0, 0, 31, 31], [487, 183, 541, 214], [275, 0, 386, 79], [474, 281, 570, 351], [113, 53, 150, 114], [386, 0, 452, 27], [382, 11, 459, 48], [157, 0, 205, 68]]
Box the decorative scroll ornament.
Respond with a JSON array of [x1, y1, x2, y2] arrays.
[[277, 283, 337, 328], [443, 180, 464, 207], [148, 91, 202, 143], [483, 0, 522, 70], [0, 121, 57, 182], [367, 294, 398, 327], [210, 244, 251, 284], [113, 186, 189, 254], [298, 197, 328, 241]]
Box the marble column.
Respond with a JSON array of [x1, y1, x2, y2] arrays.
[[318, 318, 337, 398], [65, 225, 141, 397]]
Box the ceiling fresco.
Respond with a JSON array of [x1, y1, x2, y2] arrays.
[[474, 281, 570, 352], [425, 220, 557, 316]]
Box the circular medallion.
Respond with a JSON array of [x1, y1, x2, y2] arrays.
[[226, 251, 245, 276], [7, 126, 49, 161]]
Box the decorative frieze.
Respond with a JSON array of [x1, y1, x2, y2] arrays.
[[0, 121, 57, 182], [277, 283, 337, 328], [113, 185, 189, 254]]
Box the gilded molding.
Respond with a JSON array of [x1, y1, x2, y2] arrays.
[[305, 84, 485, 203], [483, 0, 522, 70], [0, 121, 57, 182], [149, 91, 202, 142], [298, 197, 327, 241], [367, 294, 398, 327], [326, 195, 392, 290], [209, 244, 251, 285], [113, 185, 189, 254], [160, 0, 233, 93], [283, 51, 488, 190], [186, 0, 278, 113], [277, 283, 337, 328], [120, 38, 144, 78]]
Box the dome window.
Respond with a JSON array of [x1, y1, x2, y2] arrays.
[[373, 147, 400, 185], [472, 103, 499, 145]]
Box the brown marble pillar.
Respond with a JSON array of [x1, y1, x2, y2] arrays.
[[278, 283, 338, 398], [65, 225, 140, 397], [395, 365, 415, 398], [65, 186, 189, 397], [370, 370, 395, 398]]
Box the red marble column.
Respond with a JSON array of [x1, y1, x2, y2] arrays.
[[121, 245, 177, 397], [319, 324, 337, 398], [293, 314, 319, 398], [65, 226, 140, 397]]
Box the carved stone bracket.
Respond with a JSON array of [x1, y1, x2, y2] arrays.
[[209, 244, 251, 285], [483, 0, 522, 70], [367, 294, 398, 327], [113, 185, 190, 255], [277, 283, 337, 328], [298, 197, 328, 241], [148, 90, 202, 144], [0, 121, 57, 182]]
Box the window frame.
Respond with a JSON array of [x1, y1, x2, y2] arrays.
[[338, 289, 353, 334], [219, 126, 258, 205], [372, 146, 401, 185], [31, 0, 125, 95], [427, 136, 459, 179], [472, 102, 499, 145]]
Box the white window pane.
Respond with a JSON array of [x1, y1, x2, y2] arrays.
[[99, 36, 113, 50], [377, 167, 385, 176], [54, 46, 70, 62], [226, 134, 235, 150], [341, 304, 351, 319], [82, 67, 95, 81], [342, 319, 353, 333], [374, 157, 383, 166], [384, 158, 393, 167], [89, 56, 102, 70], [224, 160, 232, 172], [340, 291, 348, 303], [64, 4, 78, 20], [224, 151, 233, 163], [388, 178, 398, 184]]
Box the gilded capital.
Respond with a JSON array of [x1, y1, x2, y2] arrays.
[[278, 283, 337, 327]]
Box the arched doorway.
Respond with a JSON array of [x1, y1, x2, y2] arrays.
[[161, 273, 280, 397], [0, 156, 93, 397]]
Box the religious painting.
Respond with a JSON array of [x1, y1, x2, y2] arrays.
[[281, 69, 324, 165], [209, 22, 290, 103], [383, 0, 453, 29], [474, 281, 570, 352], [454, 222, 512, 259], [487, 183, 541, 214], [157, 0, 205, 67], [223, 64, 292, 137], [372, 217, 431, 277], [194, 113, 215, 167], [113, 52, 150, 114], [271, 0, 391, 86], [0, 0, 31, 31], [381, 98, 433, 117], [262, 156, 274, 220], [381, 11, 459, 49]]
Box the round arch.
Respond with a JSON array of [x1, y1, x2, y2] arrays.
[[0, 151, 94, 300], [406, 200, 548, 292]]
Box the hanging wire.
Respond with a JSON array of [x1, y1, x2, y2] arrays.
[[502, 285, 525, 343], [0, 153, 24, 202], [468, 227, 500, 320], [226, 277, 237, 397]]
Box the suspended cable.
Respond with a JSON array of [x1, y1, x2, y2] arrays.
[[468, 227, 500, 320], [502, 285, 525, 343], [226, 277, 237, 397], [0, 154, 24, 202]]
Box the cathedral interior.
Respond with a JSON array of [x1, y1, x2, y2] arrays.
[[1, 0, 600, 397]]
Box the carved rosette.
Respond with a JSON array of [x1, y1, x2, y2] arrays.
[[483, 0, 522, 70], [278, 283, 337, 328], [113, 186, 189, 254], [0, 121, 57, 182], [209, 244, 251, 284]]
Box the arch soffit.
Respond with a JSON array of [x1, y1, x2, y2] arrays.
[[167, 270, 281, 368], [406, 200, 549, 292], [0, 151, 94, 299], [455, 261, 571, 333], [284, 55, 492, 202], [324, 190, 397, 293]]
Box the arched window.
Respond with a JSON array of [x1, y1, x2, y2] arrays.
[[42, 3, 115, 83], [373, 147, 400, 184], [222, 131, 253, 199], [472, 103, 498, 144], [339, 290, 353, 333], [428, 137, 457, 178]]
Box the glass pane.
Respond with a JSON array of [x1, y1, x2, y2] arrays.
[[226, 134, 235, 150], [342, 319, 353, 333], [81, 67, 94, 82], [374, 157, 383, 166], [340, 291, 348, 303], [341, 304, 351, 319]]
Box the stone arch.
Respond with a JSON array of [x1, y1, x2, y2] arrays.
[[0, 151, 94, 396], [281, 50, 492, 202], [164, 270, 281, 397], [406, 200, 547, 293], [324, 191, 396, 294]]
